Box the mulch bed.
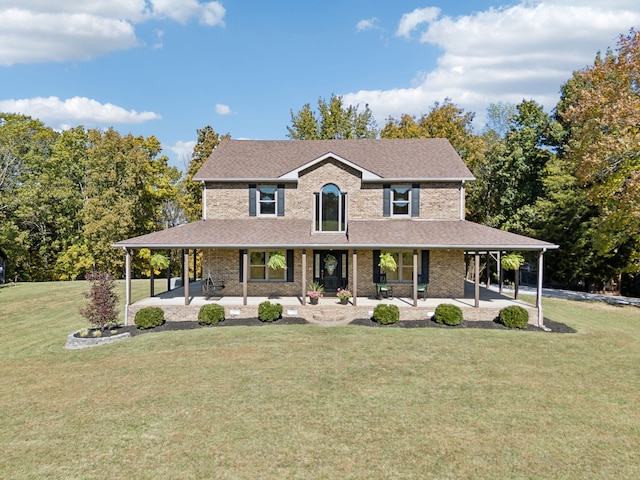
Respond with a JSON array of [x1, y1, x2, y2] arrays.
[[76, 317, 575, 338], [350, 317, 576, 333]]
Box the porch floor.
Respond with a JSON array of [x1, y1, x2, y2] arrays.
[[133, 279, 533, 312]]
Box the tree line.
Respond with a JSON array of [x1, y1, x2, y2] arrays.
[[1, 31, 638, 294]]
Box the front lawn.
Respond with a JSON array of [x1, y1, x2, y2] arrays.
[[0, 281, 639, 479]]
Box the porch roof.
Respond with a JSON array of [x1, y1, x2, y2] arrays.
[[113, 219, 558, 251]]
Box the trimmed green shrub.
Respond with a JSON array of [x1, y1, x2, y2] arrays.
[[258, 301, 283, 322], [373, 304, 400, 325], [433, 303, 463, 326], [134, 307, 165, 330], [498, 305, 529, 329], [198, 304, 225, 325]]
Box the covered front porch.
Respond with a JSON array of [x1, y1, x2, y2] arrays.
[[126, 279, 540, 326]]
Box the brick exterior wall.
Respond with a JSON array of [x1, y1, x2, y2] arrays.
[[423, 183, 462, 220], [204, 183, 248, 219], [199, 158, 466, 299], [203, 159, 462, 221], [202, 247, 465, 299]]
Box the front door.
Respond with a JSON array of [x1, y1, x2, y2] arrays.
[[314, 250, 348, 295]]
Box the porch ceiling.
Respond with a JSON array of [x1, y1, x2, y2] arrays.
[[113, 219, 558, 251]]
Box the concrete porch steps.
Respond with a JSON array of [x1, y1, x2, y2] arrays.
[[307, 308, 353, 326]]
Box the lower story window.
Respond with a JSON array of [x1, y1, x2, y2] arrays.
[[249, 251, 286, 281], [385, 251, 414, 282]]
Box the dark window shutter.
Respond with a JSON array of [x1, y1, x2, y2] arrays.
[[383, 185, 390, 217], [286, 249, 294, 282], [411, 184, 420, 217], [249, 185, 256, 217], [421, 250, 430, 283], [239, 250, 245, 282], [373, 250, 381, 283], [277, 184, 285, 217]]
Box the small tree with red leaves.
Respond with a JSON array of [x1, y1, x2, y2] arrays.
[[80, 271, 119, 331]]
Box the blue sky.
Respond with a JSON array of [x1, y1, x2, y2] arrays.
[[1, 0, 639, 170]]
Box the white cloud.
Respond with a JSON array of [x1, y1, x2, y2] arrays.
[[396, 7, 440, 38], [215, 104, 233, 115], [0, 96, 161, 128], [167, 140, 197, 167], [0, 1, 226, 65], [356, 18, 380, 32], [150, 0, 225, 26], [345, 1, 640, 129]]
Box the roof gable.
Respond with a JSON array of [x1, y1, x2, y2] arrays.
[[193, 139, 475, 182], [279, 152, 381, 181]]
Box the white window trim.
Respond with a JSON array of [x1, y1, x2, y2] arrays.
[[391, 185, 411, 217], [249, 250, 286, 282], [385, 250, 418, 282], [314, 184, 347, 232], [257, 185, 277, 217]]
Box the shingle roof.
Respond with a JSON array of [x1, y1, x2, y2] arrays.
[[193, 139, 475, 181], [114, 219, 557, 251]]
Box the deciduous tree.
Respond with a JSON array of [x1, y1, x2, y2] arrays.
[[557, 29, 640, 277], [180, 126, 230, 222], [287, 94, 378, 140]]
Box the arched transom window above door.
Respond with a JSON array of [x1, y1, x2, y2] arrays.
[[314, 183, 347, 232]]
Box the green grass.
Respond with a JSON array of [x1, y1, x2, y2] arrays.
[[1, 282, 639, 479]]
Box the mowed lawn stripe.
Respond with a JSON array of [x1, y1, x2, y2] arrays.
[[1, 282, 639, 479]]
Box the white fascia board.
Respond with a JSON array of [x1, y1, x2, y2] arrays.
[[197, 178, 299, 183], [362, 177, 475, 183], [279, 152, 382, 181]]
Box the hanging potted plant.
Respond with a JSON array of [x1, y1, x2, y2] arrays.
[[378, 252, 397, 273], [307, 281, 324, 305], [501, 252, 524, 299], [267, 251, 287, 271]]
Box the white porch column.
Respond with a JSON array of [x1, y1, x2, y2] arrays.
[[474, 252, 480, 308], [301, 249, 307, 304], [537, 249, 545, 327], [352, 250, 358, 307], [150, 254, 155, 298], [242, 249, 248, 306], [183, 249, 190, 306], [124, 248, 132, 326], [413, 249, 418, 307], [486, 252, 491, 288], [498, 251, 503, 294]]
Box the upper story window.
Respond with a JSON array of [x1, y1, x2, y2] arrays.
[[392, 186, 411, 216], [314, 183, 347, 232], [257, 186, 277, 216], [249, 184, 284, 217], [383, 184, 420, 217]]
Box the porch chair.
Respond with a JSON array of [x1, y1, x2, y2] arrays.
[[417, 274, 427, 300], [376, 273, 394, 299]]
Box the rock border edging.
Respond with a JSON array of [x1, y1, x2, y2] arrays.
[[65, 330, 131, 349]]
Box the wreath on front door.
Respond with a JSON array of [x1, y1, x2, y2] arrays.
[[324, 254, 338, 275]]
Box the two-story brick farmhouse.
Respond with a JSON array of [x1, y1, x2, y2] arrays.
[[115, 138, 557, 324]]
